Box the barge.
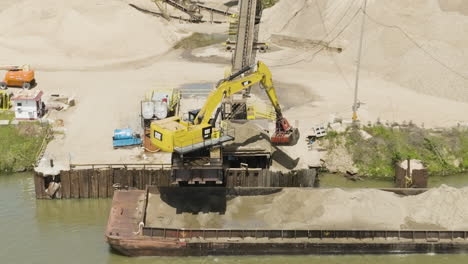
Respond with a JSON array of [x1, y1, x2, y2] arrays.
[[106, 187, 468, 256]]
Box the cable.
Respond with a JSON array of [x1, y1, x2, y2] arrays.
[[261, 0, 359, 63], [262, 0, 357, 62], [363, 11, 468, 81], [269, 6, 362, 68], [314, 0, 353, 90]]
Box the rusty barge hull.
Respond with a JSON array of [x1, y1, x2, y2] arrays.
[[106, 188, 468, 256], [107, 237, 468, 257]]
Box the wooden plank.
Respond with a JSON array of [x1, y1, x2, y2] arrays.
[[156, 169, 162, 186], [224, 170, 231, 187], [266, 170, 271, 187], [33, 172, 41, 199], [55, 185, 62, 199], [159, 170, 166, 186], [127, 170, 138, 187], [159, 169, 165, 186], [106, 169, 114, 198], [281, 172, 286, 187], [243, 171, 248, 187], [249, 170, 255, 187], [137, 169, 143, 189], [142, 170, 149, 189], [412, 169, 428, 188], [78, 170, 90, 198], [251, 170, 259, 187], [90, 169, 99, 198], [260, 169, 265, 187], [163, 169, 172, 186], [258, 169, 263, 187], [274, 171, 280, 187], [155, 169, 162, 186], [70, 170, 80, 198], [269, 171, 274, 187], [149, 170, 154, 187], [241, 170, 246, 187], [33, 172, 46, 199], [139, 170, 144, 189], [139, 170, 145, 189], [60, 170, 71, 199], [98, 169, 108, 198], [113, 168, 122, 186], [282, 172, 286, 187], [119, 169, 128, 188]]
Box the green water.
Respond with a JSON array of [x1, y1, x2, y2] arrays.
[[2, 173, 468, 264]]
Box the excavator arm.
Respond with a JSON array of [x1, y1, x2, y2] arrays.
[[194, 65, 262, 125], [194, 61, 298, 144]]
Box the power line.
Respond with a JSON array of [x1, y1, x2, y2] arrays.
[[314, 0, 353, 90], [363, 11, 468, 81], [261, 0, 358, 63], [270, 6, 362, 68]]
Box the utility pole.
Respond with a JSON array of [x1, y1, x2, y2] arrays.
[[352, 0, 367, 122]]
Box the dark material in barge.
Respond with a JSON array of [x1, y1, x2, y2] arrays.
[[106, 187, 468, 256]]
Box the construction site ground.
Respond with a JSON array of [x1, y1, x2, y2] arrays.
[[3, 0, 468, 171]]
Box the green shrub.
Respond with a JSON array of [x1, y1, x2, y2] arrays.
[[0, 121, 48, 174], [328, 125, 468, 178]]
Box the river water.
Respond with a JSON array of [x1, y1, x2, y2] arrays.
[[1, 173, 468, 264]]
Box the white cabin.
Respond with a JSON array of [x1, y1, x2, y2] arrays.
[[11, 90, 44, 120]]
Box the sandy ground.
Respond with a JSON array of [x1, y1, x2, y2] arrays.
[[2, 0, 468, 169], [146, 185, 468, 230]]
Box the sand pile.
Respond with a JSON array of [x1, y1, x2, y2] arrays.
[[146, 185, 468, 230], [223, 121, 272, 152], [0, 0, 179, 68], [261, 0, 468, 102]]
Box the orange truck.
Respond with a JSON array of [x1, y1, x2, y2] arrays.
[[0, 65, 35, 90]]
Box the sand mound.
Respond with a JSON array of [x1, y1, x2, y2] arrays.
[[261, 0, 468, 102], [402, 185, 468, 230], [264, 185, 468, 230], [0, 0, 179, 68], [147, 185, 468, 230]]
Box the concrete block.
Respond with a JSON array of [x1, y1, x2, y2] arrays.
[[359, 129, 372, 140]]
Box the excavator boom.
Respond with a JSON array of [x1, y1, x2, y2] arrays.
[[150, 61, 299, 153]]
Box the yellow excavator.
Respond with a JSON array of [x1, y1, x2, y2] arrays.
[[150, 61, 299, 154]]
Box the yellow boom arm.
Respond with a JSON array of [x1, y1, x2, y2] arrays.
[[194, 61, 282, 125]]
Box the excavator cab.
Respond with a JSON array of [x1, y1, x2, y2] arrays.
[[188, 109, 201, 124]]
